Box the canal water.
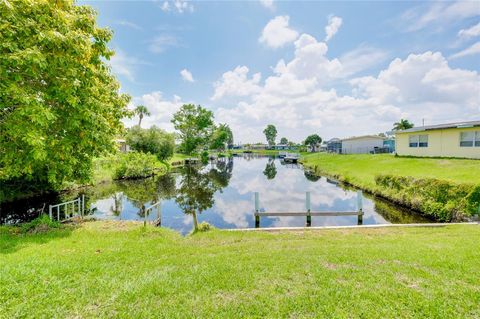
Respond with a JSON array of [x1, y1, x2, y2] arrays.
[[0, 155, 430, 234]]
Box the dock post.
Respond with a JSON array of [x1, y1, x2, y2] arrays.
[[49, 205, 52, 220], [57, 206, 60, 221], [254, 192, 260, 228], [81, 195, 85, 218], [306, 191, 311, 227], [357, 190, 363, 225]]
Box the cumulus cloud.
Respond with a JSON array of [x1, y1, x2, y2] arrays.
[[458, 22, 480, 39], [212, 29, 480, 142], [450, 42, 480, 59], [259, 16, 299, 49], [259, 0, 275, 10], [211, 66, 262, 101], [123, 92, 184, 131], [324, 15, 342, 42], [160, 0, 194, 13], [180, 69, 194, 82]]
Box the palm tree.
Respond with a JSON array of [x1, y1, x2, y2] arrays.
[[135, 105, 151, 127], [393, 119, 414, 131]]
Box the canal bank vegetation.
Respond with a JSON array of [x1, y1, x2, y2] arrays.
[[301, 153, 480, 221], [1, 221, 479, 317]]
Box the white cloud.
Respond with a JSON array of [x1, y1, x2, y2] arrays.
[[402, 1, 480, 32], [450, 42, 480, 59], [259, 0, 274, 10], [458, 22, 480, 39], [117, 20, 142, 30], [149, 35, 180, 53], [160, 0, 194, 13], [259, 16, 299, 49], [324, 15, 342, 42], [109, 49, 146, 82], [212, 29, 480, 142], [211, 66, 262, 101], [123, 92, 184, 130], [180, 69, 194, 82]]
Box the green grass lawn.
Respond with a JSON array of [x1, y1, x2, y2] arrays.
[[1, 222, 479, 318], [301, 153, 480, 190]]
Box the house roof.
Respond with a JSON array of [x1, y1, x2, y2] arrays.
[[341, 135, 385, 142], [396, 120, 480, 134]]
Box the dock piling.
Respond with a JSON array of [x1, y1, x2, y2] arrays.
[[306, 192, 311, 227], [254, 192, 260, 228], [357, 191, 363, 225]]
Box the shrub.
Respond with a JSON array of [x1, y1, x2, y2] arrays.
[[193, 221, 213, 233], [114, 152, 166, 179], [126, 126, 175, 161], [375, 174, 480, 221], [20, 215, 61, 233]]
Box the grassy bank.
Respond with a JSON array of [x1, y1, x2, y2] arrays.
[[301, 153, 480, 220], [1, 221, 479, 318]]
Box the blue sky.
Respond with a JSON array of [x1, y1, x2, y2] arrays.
[[83, 0, 480, 143]]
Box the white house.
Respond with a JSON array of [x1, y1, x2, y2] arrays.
[[341, 135, 385, 154]]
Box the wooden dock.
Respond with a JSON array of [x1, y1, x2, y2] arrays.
[[253, 191, 364, 227]]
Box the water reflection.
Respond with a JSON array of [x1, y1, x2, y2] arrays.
[[1, 156, 430, 233], [263, 158, 277, 180]]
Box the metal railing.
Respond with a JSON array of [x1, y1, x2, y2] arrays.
[[49, 195, 85, 221]]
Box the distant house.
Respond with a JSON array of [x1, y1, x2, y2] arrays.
[[383, 138, 395, 153], [307, 142, 322, 152], [341, 135, 385, 154], [115, 139, 130, 153], [249, 144, 268, 150], [395, 121, 480, 159], [326, 138, 342, 153]]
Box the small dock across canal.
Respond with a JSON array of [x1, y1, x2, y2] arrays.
[[253, 191, 364, 227]]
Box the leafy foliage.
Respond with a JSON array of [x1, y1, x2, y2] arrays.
[[210, 123, 233, 151], [171, 104, 214, 155], [126, 126, 175, 161], [263, 124, 277, 146], [375, 174, 480, 221], [393, 119, 414, 131], [20, 214, 60, 234], [280, 137, 288, 145], [304, 134, 322, 148], [0, 0, 130, 189], [134, 105, 150, 127], [114, 152, 166, 180]]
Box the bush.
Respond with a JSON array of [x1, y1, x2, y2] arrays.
[[20, 215, 61, 233], [375, 175, 480, 221], [126, 126, 175, 161], [114, 152, 166, 179]]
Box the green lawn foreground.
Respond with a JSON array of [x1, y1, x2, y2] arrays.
[[301, 153, 480, 190], [1, 222, 479, 318]]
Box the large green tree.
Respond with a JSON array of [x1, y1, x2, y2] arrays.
[[263, 124, 277, 146], [280, 137, 288, 145], [171, 104, 214, 155], [304, 134, 322, 150], [393, 119, 414, 131], [209, 123, 233, 151], [0, 0, 130, 190], [126, 126, 175, 161]]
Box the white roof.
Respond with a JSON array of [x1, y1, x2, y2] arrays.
[[341, 135, 385, 142]]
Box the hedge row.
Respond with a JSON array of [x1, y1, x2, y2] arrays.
[[375, 174, 480, 221]]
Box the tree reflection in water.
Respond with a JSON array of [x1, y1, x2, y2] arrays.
[[263, 158, 277, 180], [175, 158, 233, 231]]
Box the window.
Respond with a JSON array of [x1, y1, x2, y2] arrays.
[[409, 134, 428, 148], [409, 135, 418, 147], [419, 135, 428, 147], [476, 132, 480, 147], [460, 132, 475, 147]]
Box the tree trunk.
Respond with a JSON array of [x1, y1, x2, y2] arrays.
[[138, 114, 143, 127], [192, 211, 199, 231]]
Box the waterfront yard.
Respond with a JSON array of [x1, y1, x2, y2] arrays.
[[1, 221, 479, 318], [301, 153, 480, 190]]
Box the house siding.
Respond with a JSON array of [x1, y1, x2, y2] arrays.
[[342, 137, 385, 154], [396, 127, 480, 159]]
